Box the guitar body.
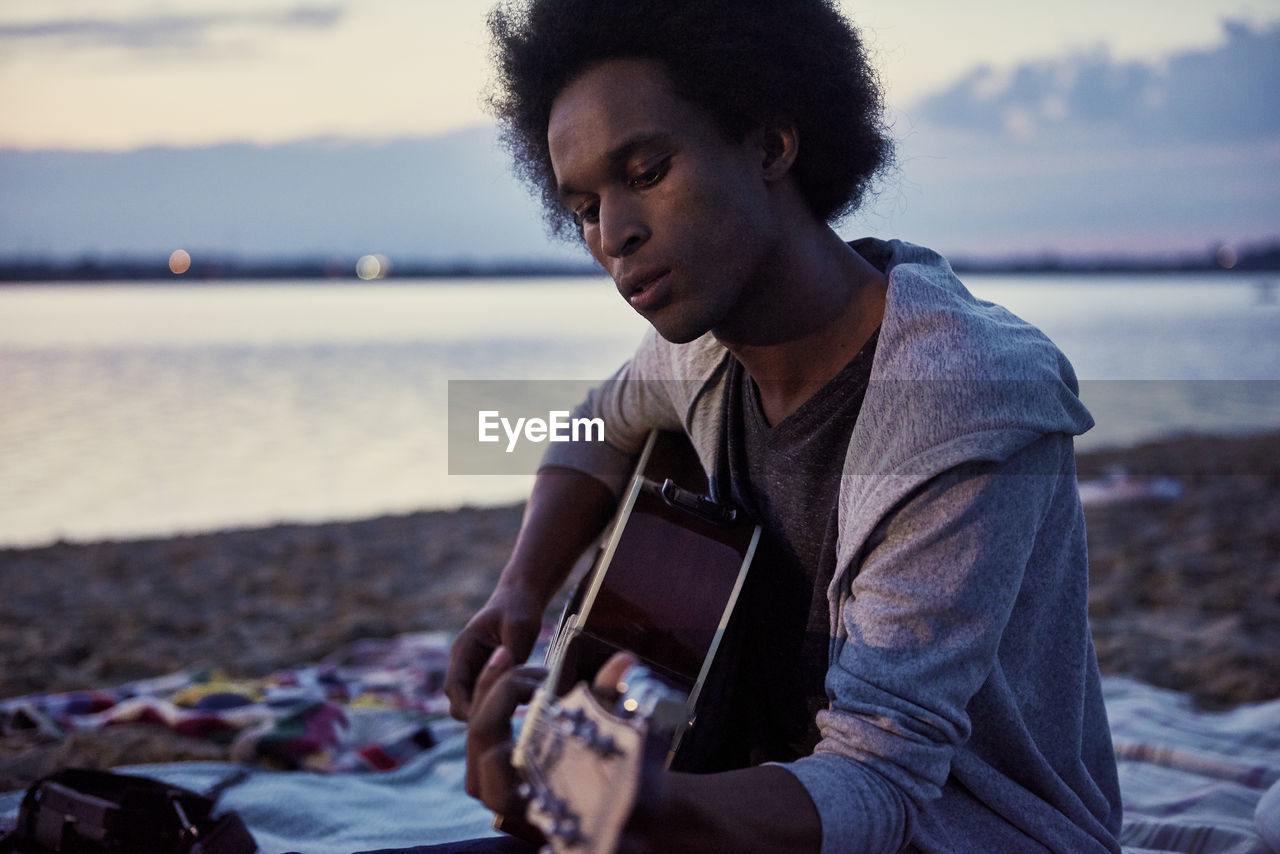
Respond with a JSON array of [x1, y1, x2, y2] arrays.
[[512, 430, 760, 853]]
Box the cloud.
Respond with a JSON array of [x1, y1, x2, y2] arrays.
[[911, 19, 1280, 144], [0, 5, 345, 52], [869, 20, 1280, 257]]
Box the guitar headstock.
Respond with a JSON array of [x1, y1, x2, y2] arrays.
[[513, 667, 686, 854]]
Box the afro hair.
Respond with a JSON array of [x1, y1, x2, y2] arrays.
[[487, 0, 893, 236]]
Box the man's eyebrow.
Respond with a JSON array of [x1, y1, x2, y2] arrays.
[[557, 131, 676, 200]]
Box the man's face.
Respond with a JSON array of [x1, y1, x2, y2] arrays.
[[548, 58, 780, 344]]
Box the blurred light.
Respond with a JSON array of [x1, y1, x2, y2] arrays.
[[169, 249, 192, 275], [356, 253, 391, 280], [1216, 245, 1238, 270]]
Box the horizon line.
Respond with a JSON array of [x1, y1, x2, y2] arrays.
[[2, 241, 1278, 282]]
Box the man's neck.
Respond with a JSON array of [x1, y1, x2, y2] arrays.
[[715, 226, 887, 427]]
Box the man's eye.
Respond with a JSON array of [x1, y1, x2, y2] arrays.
[[629, 157, 670, 189], [573, 203, 600, 228]]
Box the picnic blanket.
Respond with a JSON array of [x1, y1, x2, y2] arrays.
[[2, 632, 1277, 853], [0, 631, 464, 775]]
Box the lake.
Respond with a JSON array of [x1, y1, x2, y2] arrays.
[[1, 273, 1277, 547]]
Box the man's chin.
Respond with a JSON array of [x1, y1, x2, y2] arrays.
[[645, 314, 711, 345]]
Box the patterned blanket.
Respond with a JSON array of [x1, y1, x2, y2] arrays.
[[0, 632, 464, 774], [2, 632, 1277, 853]]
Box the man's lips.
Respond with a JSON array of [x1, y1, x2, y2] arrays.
[[619, 268, 672, 311]]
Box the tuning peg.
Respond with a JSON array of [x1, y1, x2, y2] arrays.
[[588, 734, 622, 758], [534, 792, 564, 816], [553, 816, 584, 845]]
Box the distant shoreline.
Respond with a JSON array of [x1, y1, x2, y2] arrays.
[[2, 242, 1279, 282]]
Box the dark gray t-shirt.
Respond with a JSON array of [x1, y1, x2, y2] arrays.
[[715, 326, 878, 762]]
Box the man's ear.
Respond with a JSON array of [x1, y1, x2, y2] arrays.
[[760, 124, 799, 180]]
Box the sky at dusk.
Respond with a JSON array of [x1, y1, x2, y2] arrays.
[[1, 0, 1278, 260]]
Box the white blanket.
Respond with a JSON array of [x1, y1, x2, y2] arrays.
[[1106, 677, 1279, 854]]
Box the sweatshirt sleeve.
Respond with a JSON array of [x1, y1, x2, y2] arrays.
[[538, 327, 688, 496], [779, 434, 1074, 854]]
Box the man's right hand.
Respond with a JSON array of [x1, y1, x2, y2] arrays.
[[444, 464, 621, 721], [444, 580, 546, 720]]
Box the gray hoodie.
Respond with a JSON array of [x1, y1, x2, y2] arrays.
[[542, 240, 1122, 853]]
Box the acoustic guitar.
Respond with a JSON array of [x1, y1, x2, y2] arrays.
[[510, 430, 760, 854]]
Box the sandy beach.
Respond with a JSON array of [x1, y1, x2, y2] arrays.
[[2, 430, 1277, 789]]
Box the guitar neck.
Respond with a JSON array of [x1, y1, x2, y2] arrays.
[[508, 430, 759, 851]]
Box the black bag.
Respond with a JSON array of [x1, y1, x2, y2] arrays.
[[0, 768, 256, 854]]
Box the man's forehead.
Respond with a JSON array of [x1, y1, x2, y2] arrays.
[[550, 60, 682, 135], [548, 59, 707, 180]]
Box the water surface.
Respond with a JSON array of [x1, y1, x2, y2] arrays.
[[1, 274, 1276, 546]]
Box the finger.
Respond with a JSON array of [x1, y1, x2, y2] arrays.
[[465, 665, 547, 799], [471, 663, 548, 741], [473, 742, 527, 816], [592, 651, 640, 703], [444, 628, 498, 721], [472, 645, 514, 714], [499, 616, 538, 665]]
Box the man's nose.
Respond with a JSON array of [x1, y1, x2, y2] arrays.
[[599, 196, 650, 258]]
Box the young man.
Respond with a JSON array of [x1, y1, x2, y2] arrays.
[[442, 1, 1122, 851]]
